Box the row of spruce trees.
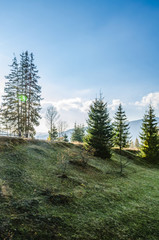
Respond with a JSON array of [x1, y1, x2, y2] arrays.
[[84, 95, 130, 159], [71, 95, 159, 163]]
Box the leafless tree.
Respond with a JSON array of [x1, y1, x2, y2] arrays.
[[45, 105, 59, 133], [57, 120, 68, 137]]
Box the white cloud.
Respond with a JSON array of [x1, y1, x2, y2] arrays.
[[135, 92, 159, 109], [36, 98, 92, 132], [108, 99, 123, 111], [79, 100, 92, 112], [55, 98, 82, 111], [41, 98, 92, 113]]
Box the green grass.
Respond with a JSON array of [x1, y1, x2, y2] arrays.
[[0, 136, 159, 240]]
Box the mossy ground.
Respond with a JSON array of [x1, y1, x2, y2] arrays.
[[0, 137, 158, 240]]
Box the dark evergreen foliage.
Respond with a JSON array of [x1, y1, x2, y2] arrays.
[[139, 105, 159, 162], [71, 123, 85, 142], [63, 133, 69, 142], [84, 95, 112, 159], [1, 57, 20, 135], [113, 104, 130, 174], [1, 52, 42, 138], [49, 124, 58, 141], [113, 104, 130, 152]]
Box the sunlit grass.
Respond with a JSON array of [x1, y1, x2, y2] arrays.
[[0, 137, 158, 239]]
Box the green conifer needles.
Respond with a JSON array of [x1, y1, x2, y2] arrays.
[[84, 95, 112, 159], [113, 104, 130, 152], [140, 105, 159, 162], [71, 123, 85, 142], [1, 51, 42, 138]]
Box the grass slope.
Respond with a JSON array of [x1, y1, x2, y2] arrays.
[[0, 137, 159, 240]]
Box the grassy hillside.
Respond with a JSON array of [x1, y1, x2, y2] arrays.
[[0, 137, 158, 240]]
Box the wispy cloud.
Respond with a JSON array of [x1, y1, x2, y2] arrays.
[[42, 98, 125, 114], [41, 98, 92, 113], [108, 99, 123, 111], [135, 92, 159, 109]]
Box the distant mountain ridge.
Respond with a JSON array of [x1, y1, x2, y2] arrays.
[[36, 117, 159, 143], [35, 128, 74, 141], [129, 117, 159, 142]]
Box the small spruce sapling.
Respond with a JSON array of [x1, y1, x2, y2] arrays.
[[71, 123, 85, 142]]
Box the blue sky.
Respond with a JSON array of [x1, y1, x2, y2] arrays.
[[0, 0, 159, 131]]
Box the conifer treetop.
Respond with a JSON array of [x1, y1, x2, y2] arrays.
[[139, 105, 159, 162]]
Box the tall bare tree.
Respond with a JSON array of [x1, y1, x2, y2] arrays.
[[57, 120, 68, 137], [45, 105, 59, 140]]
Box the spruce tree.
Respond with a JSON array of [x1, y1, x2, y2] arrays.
[[18, 51, 26, 136], [71, 123, 85, 142], [139, 105, 159, 162], [49, 124, 58, 141], [1, 56, 21, 135], [1, 51, 42, 138], [113, 104, 130, 174], [26, 52, 42, 137], [63, 133, 69, 142], [84, 95, 112, 159], [113, 104, 130, 153]]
